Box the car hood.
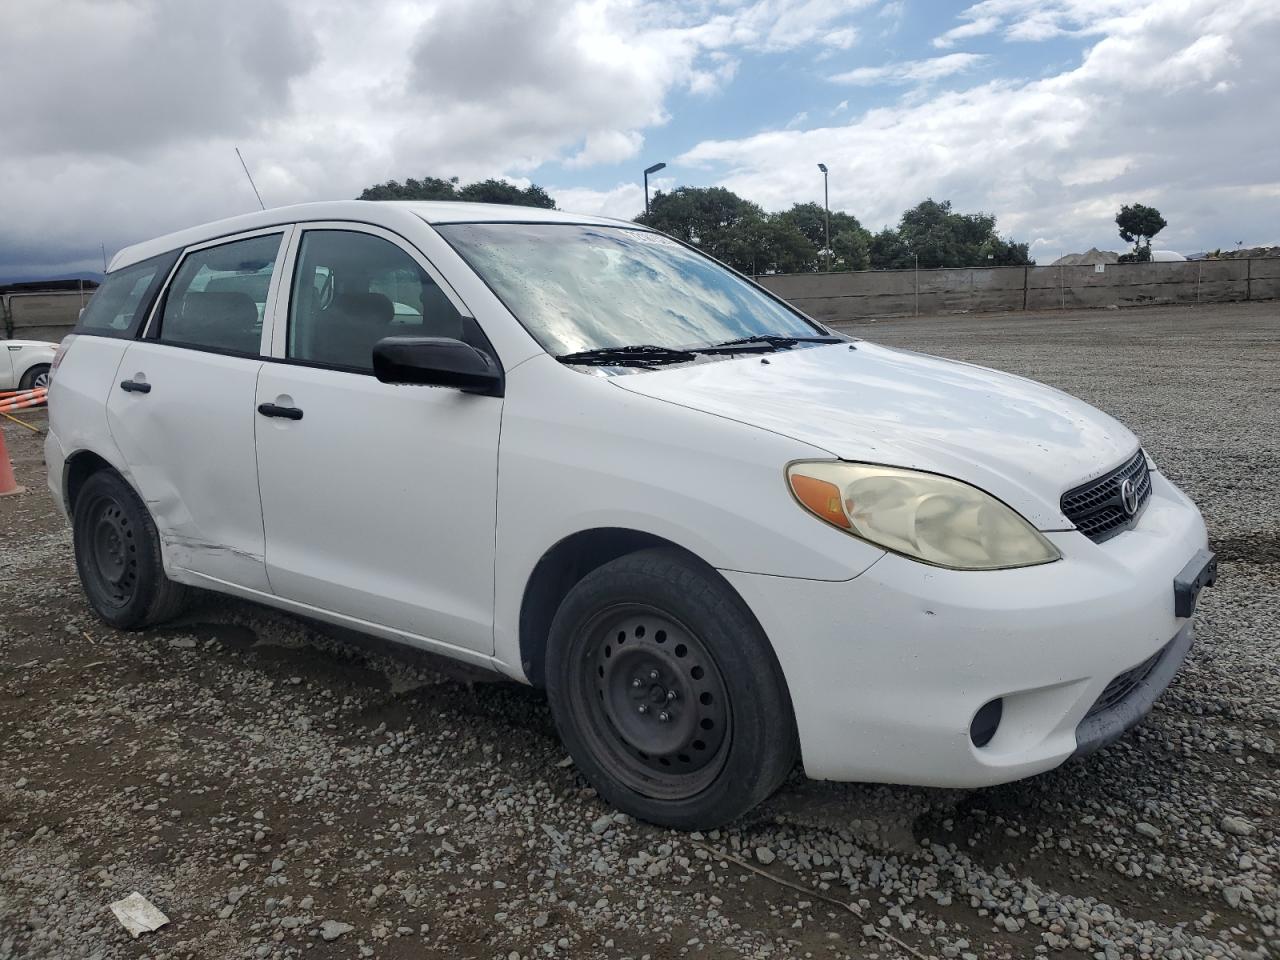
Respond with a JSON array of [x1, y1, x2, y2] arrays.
[[610, 341, 1140, 530]]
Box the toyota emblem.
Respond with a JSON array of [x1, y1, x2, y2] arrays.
[[1120, 478, 1139, 516]]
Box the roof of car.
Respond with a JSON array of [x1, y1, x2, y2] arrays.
[[109, 200, 638, 272]]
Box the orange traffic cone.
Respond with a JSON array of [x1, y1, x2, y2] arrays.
[[0, 423, 25, 497]]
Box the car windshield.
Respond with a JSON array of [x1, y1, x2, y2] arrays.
[[434, 222, 822, 358]]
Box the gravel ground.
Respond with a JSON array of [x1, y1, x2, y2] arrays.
[[1, 300, 1277, 960]]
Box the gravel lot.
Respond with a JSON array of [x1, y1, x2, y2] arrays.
[[2, 300, 1277, 960]]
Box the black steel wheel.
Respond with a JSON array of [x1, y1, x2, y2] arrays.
[[85, 496, 140, 608], [576, 604, 731, 799], [546, 547, 798, 829], [72, 470, 189, 629]]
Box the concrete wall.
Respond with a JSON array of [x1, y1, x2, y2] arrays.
[[1, 291, 87, 343], [756, 258, 1280, 322]]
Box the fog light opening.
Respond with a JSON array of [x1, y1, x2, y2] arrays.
[[970, 698, 1003, 749]]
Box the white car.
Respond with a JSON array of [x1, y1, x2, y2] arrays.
[[2, 339, 57, 391], [45, 201, 1215, 828]]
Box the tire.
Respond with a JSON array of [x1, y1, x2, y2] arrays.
[[545, 547, 798, 830], [72, 470, 189, 629], [19, 364, 50, 391]]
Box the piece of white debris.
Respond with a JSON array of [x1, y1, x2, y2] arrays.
[[109, 892, 169, 938]]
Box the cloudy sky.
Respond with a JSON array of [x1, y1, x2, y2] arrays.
[[3, 0, 1279, 280]]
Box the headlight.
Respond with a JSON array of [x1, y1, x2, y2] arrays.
[[787, 461, 1061, 570]]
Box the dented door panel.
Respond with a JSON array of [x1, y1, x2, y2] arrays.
[[105, 341, 270, 590]]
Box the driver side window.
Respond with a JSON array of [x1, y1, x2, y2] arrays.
[[288, 230, 465, 372]]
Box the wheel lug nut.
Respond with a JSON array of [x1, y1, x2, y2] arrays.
[[658, 711, 670, 723], [631, 678, 643, 688], [648, 669, 660, 681], [666, 690, 677, 701], [637, 704, 648, 715]]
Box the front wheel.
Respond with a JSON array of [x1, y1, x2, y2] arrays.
[[72, 470, 189, 629], [19, 364, 50, 391], [546, 548, 798, 830]]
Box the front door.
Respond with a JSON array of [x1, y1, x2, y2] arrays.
[[106, 229, 288, 592], [254, 226, 502, 654]]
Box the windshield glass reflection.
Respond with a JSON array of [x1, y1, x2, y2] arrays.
[[436, 223, 821, 357]]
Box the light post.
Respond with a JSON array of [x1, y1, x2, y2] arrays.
[[643, 162, 666, 217], [817, 163, 830, 271]]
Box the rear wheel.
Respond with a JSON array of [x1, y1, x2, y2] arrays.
[[546, 548, 797, 829], [72, 470, 189, 629], [19, 364, 50, 391]]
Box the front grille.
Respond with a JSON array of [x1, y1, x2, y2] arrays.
[[1085, 644, 1165, 719], [1060, 450, 1151, 543]]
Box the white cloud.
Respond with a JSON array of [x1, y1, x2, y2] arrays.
[[831, 53, 989, 86], [724, 0, 873, 51], [565, 131, 646, 169], [551, 181, 653, 220], [940, 0, 1132, 44], [688, 53, 740, 96], [932, 15, 1000, 48], [0, 0, 873, 278], [680, 0, 1280, 259], [877, 0, 906, 33]]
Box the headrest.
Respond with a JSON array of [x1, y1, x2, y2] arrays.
[[330, 292, 394, 326]]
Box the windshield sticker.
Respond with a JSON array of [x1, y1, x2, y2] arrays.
[[627, 232, 681, 248]]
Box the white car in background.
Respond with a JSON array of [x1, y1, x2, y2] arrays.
[[2, 339, 57, 390], [44, 201, 1215, 829]]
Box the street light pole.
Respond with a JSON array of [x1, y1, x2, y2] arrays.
[[817, 163, 830, 271], [643, 162, 666, 217]]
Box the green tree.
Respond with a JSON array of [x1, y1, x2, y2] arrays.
[[358, 176, 459, 201], [757, 217, 819, 274], [868, 228, 912, 269], [776, 202, 871, 271], [832, 229, 871, 271], [357, 176, 556, 208], [1115, 203, 1166, 257], [457, 178, 556, 208], [636, 187, 769, 272], [978, 235, 1033, 266], [891, 198, 1032, 268]]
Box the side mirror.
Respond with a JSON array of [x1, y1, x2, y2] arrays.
[[372, 336, 504, 396]]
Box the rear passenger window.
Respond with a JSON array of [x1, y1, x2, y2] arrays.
[[76, 251, 177, 338], [288, 230, 465, 372], [158, 233, 282, 355]]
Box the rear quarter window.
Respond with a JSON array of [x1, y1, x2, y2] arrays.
[[75, 251, 178, 339]]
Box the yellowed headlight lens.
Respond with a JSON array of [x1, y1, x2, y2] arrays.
[[787, 462, 1061, 570]]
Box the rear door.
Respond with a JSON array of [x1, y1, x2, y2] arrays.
[[46, 253, 179, 485], [254, 223, 502, 654], [106, 228, 290, 592]]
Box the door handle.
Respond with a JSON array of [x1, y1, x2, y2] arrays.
[[120, 379, 151, 394], [258, 402, 303, 421]]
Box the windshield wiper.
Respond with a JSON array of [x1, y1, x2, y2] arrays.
[[557, 344, 698, 366], [702, 334, 847, 352]]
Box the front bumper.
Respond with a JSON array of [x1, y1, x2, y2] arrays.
[[725, 471, 1210, 788]]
